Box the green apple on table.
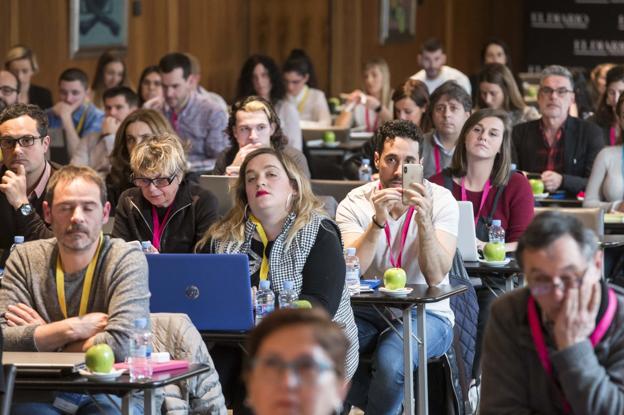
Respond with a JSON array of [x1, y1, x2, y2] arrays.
[[483, 242, 506, 262], [292, 299, 312, 309], [85, 344, 115, 373], [323, 131, 336, 144], [529, 179, 544, 195], [383, 267, 407, 290]]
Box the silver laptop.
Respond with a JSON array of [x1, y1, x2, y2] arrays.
[[198, 175, 236, 217], [310, 179, 365, 204], [3, 352, 85, 376], [457, 201, 480, 261]]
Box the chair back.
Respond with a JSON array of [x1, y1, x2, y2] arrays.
[[534, 207, 604, 236], [0, 364, 16, 415]]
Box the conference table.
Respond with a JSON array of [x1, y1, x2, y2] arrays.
[[463, 259, 522, 292], [12, 363, 211, 415], [350, 284, 468, 415]]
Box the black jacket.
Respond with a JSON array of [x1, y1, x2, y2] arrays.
[[112, 177, 219, 253], [0, 162, 58, 267], [512, 116, 604, 196], [29, 84, 53, 110]]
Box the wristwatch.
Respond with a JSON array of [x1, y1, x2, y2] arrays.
[[18, 203, 33, 216]]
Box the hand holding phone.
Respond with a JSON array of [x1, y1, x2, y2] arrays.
[[402, 163, 424, 205]]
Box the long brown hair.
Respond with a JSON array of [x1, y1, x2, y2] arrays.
[[196, 147, 325, 251], [477, 63, 526, 112], [449, 108, 512, 186]]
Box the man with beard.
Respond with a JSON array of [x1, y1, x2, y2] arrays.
[[0, 70, 19, 113], [411, 38, 471, 95], [0, 164, 150, 414]]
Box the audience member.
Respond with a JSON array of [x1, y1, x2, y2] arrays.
[[236, 54, 303, 151], [481, 211, 624, 414], [4, 45, 52, 109], [335, 58, 393, 132], [336, 120, 457, 414], [589, 65, 624, 146], [213, 95, 310, 178], [0, 104, 55, 267], [470, 38, 518, 102], [584, 93, 624, 211], [421, 80, 472, 178], [588, 63, 615, 112], [113, 132, 218, 252], [90, 51, 131, 110], [477, 63, 540, 126], [0, 165, 150, 413], [0, 70, 19, 113], [137, 65, 162, 107], [245, 308, 350, 415], [197, 147, 358, 411], [185, 52, 229, 112], [71, 86, 138, 175], [411, 37, 471, 95], [47, 68, 104, 160], [512, 65, 604, 197], [106, 109, 175, 211], [283, 49, 331, 126]]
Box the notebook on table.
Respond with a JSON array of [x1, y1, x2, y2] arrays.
[[147, 253, 254, 332], [3, 352, 85, 377], [457, 201, 480, 262]]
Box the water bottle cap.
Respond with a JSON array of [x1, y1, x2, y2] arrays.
[[133, 318, 148, 329], [259, 280, 271, 290], [14, 236, 24, 244], [492, 219, 502, 227], [141, 241, 151, 248], [362, 159, 370, 165], [346, 247, 356, 256], [510, 163, 517, 171], [283, 280, 294, 290]]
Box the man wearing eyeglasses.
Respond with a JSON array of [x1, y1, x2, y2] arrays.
[[512, 65, 604, 197], [0, 103, 56, 268], [481, 211, 624, 414], [0, 70, 19, 113]]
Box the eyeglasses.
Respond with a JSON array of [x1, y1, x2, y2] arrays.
[[250, 355, 335, 385], [0, 135, 43, 149], [539, 87, 574, 97], [529, 267, 589, 297], [131, 172, 178, 188], [0, 86, 18, 95]]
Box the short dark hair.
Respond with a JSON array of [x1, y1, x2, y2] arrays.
[[480, 37, 512, 66], [245, 308, 349, 379], [516, 211, 598, 269], [0, 103, 48, 137], [421, 37, 444, 53], [59, 68, 89, 90], [375, 119, 424, 157], [103, 86, 139, 108], [236, 55, 286, 104], [429, 80, 472, 111], [158, 53, 191, 79], [45, 165, 107, 207], [0, 69, 20, 95], [282, 49, 319, 89]]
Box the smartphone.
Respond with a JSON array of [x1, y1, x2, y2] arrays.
[[402, 163, 424, 205]]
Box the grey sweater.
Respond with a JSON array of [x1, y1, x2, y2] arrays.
[[0, 236, 150, 362], [481, 285, 624, 415]]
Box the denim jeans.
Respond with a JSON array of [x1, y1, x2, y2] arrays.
[[347, 306, 453, 415], [12, 393, 128, 415]]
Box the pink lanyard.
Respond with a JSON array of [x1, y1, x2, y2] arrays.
[[434, 146, 441, 174], [151, 204, 173, 251], [365, 107, 379, 132], [610, 126, 617, 146], [383, 207, 415, 268], [170, 111, 179, 131], [460, 177, 491, 226], [527, 288, 618, 414]]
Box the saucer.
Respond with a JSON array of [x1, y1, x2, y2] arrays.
[[79, 368, 125, 381], [323, 141, 340, 148], [379, 287, 413, 297], [478, 258, 511, 267], [533, 193, 549, 199]]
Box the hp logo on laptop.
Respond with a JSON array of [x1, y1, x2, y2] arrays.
[[185, 285, 200, 300]]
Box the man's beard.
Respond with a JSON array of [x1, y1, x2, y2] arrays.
[[0, 98, 8, 113]]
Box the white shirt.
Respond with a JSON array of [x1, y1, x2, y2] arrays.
[[275, 99, 302, 151], [335, 180, 459, 324], [288, 86, 332, 127], [411, 65, 471, 95]]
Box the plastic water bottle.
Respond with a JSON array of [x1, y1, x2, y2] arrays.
[[141, 241, 154, 253], [358, 159, 372, 181], [488, 219, 505, 244], [345, 247, 361, 295], [279, 280, 298, 309], [128, 318, 153, 381], [255, 280, 275, 325], [9, 236, 24, 254]]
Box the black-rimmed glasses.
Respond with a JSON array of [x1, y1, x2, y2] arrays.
[[529, 267, 589, 297], [131, 172, 178, 188], [538, 87, 574, 97], [0, 135, 44, 149], [250, 355, 335, 385], [0, 86, 18, 95]]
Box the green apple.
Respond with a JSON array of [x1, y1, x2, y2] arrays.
[[483, 242, 506, 262], [323, 131, 336, 144], [85, 344, 115, 373], [383, 267, 407, 290], [529, 179, 544, 195], [292, 300, 313, 309]]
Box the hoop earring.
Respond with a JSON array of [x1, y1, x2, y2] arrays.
[[244, 203, 250, 218], [285, 193, 293, 210]]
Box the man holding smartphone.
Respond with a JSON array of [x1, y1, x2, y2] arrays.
[[336, 119, 459, 413]]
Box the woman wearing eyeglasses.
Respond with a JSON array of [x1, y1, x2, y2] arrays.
[[112, 132, 218, 253], [245, 308, 350, 415]]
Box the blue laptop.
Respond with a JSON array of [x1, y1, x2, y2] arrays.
[[147, 254, 254, 332]]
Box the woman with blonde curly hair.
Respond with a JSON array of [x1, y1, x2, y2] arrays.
[[196, 147, 358, 412]]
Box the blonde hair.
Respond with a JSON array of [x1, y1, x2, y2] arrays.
[[197, 148, 326, 251], [365, 58, 391, 108], [5, 45, 39, 73], [130, 132, 187, 178]]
